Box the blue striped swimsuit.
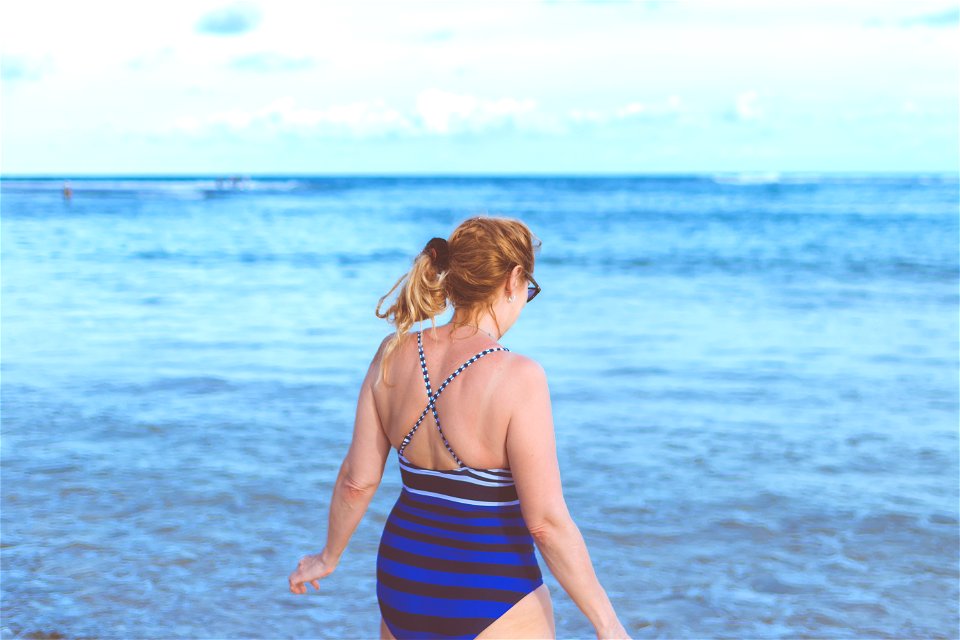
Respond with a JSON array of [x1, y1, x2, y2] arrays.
[[376, 330, 545, 639]]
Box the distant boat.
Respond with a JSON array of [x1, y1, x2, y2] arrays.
[[208, 175, 253, 196], [221, 175, 252, 189]]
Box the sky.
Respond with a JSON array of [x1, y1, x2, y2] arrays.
[[1, 0, 958, 175]]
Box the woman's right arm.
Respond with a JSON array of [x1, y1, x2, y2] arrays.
[[505, 357, 631, 640]]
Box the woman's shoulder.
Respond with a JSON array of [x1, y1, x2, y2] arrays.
[[377, 328, 417, 349], [500, 351, 546, 383], [483, 349, 546, 397]]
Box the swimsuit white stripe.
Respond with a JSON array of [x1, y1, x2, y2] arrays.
[[463, 469, 513, 481]]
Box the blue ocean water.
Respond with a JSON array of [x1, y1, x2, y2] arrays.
[[1, 174, 957, 639]]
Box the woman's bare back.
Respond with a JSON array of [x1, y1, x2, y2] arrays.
[[373, 325, 518, 471]]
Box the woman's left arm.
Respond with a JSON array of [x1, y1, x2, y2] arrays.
[[289, 335, 392, 594]]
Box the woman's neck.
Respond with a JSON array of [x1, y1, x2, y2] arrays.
[[447, 316, 500, 341]]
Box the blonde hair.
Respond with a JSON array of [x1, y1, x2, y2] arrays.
[[374, 214, 541, 386]]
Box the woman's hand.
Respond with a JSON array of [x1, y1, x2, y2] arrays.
[[596, 620, 632, 640], [288, 550, 337, 595]]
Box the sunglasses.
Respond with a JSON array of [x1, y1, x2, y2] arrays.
[[525, 273, 541, 302]]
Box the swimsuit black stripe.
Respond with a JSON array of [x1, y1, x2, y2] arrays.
[[379, 601, 497, 637], [384, 518, 536, 553], [398, 470, 521, 503]]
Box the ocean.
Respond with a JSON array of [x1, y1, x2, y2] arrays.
[[1, 174, 957, 639]]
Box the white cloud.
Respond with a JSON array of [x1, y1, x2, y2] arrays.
[[228, 51, 316, 72], [164, 90, 582, 138], [415, 88, 543, 134], [617, 95, 684, 119], [280, 98, 416, 135], [734, 90, 763, 121], [166, 95, 416, 137], [127, 47, 176, 71], [569, 96, 685, 125], [568, 108, 607, 124]]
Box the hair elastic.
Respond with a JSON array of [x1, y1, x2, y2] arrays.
[[422, 237, 451, 271]]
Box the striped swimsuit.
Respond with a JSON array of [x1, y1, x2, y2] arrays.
[[376, 330, 545, 639]]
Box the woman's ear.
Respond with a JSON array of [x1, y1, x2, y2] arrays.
[[510, 264, 524, 297], [503, 266, 517, 298]]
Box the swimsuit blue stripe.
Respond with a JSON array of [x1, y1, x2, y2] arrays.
[[391, 514, 536, 545], [378, 582, 512, 619], [381, 529, 536, 565], [377, 556, 538, 592], [397, 501, 528, 528]]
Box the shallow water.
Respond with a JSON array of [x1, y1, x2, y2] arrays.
[[1, 174, 957, 639]]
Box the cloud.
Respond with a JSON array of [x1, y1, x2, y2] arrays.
[[569, 95, 685, 124], [196, 2, 262, 36], [128, 47, 175, 71], [714, 90, 765, 123], [897, 6, 960, 28], [414, 88, 556, 135], [163, 91, 690, 139], [228, 52, 316, 72], [1, 54, 53, 82], [733, 90, 762, 121], [419, 30, 455, 43], [167, 96, 416, 138]]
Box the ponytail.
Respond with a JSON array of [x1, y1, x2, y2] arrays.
[[375, 239, 449, 386]]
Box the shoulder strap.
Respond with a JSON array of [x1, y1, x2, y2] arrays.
[[399, 330, 510, 467], [417, 329, 435, 402]]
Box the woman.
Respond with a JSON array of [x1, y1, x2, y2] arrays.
[[289, 216, 631, 640]]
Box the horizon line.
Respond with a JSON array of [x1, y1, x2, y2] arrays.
[[2, 170, 958, 180]]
